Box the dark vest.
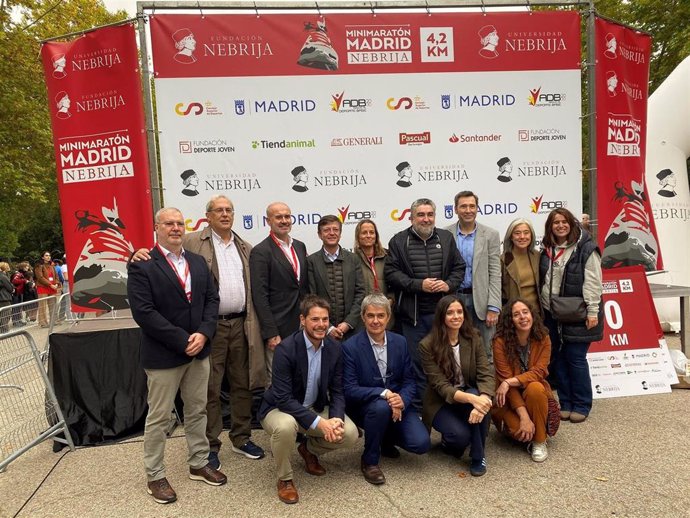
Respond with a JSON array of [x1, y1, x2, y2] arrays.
[[325, 259, 345, 325], [408, 232, 444, 314], [539, 230, 604, 342]]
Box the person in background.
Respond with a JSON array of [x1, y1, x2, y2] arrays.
[[500, 218, 541, 312], [419, 295, 494, 477], [540, 208, 603, 423], [11, 262, 29, 326], [492, 298, 554, 462], [0, 262, 13, 333], [34, 252, 61, 328]]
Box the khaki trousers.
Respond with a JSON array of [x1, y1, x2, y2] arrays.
[[144, 357, 210, 482], [261, 407, 358, 481], [37, 293, 55, 327], [491, 381, 548, 444], [206, 317, 253, 450]]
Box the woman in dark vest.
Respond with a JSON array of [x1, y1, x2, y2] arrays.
[[539, 209, 603, 423]]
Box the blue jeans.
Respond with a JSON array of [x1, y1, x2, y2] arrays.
[[545, 311, 593, 416], [401, 313, 434, 412], [348, 399, 430, 465], [458, 293, 495, 363], [432, 388, 489, 461]]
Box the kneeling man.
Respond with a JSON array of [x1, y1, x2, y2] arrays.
[[259, 295, 358, 504], [343, 293, 430, 485]]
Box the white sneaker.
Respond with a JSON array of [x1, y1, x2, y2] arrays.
[[529, 441, 548, 462]]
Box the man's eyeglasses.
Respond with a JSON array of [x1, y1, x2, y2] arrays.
[[208, 208, 235, 215], [374, 358, 393, 387]]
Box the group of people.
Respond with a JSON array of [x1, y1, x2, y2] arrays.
[[0, 253, 67, 332], [126, 191, 603, 505]]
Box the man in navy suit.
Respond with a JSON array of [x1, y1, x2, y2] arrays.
[[128, 207, 226, 504], [250, 202, 309, 375], [258, 295, 358, 504], [343, 293, 430, 485]]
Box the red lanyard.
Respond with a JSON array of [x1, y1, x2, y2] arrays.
[[368, 255, 379, 290], [546, 247, 565, 264], [157, 244, 191, 302], [270, 232, 299, 279]]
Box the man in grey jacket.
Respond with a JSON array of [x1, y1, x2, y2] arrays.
[[445, 191, 501, 361]]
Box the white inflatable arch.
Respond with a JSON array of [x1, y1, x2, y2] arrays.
[[646, 55, 690, 328]]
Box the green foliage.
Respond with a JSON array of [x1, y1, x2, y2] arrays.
[[0, 0, 127, 262]]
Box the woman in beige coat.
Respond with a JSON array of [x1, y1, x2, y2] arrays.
[[500, 218, 540, 312]]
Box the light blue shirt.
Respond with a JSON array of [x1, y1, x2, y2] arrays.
[[323, 246, 340, 263], [302, 331, 323, 429], [456, 225, 476, 289], [367, 332, 390, 397]]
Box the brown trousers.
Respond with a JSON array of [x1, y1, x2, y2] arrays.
[[491, 381, 548, 443], [206, 316, 254, 450]]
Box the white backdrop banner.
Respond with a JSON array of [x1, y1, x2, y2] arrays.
[[149, 10, 582, 251]]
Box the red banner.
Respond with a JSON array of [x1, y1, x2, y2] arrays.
[[150, 11, 582, 78], [595, 17, 662, 272], [41, 23, 153, 312]]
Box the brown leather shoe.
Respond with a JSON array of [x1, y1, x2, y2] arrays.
[[298, 441, 326, 476], [189, 464, 227, 486], [361, 460, 386, 485], [277, 479, 299, 504], [147, 477, 177, 504]]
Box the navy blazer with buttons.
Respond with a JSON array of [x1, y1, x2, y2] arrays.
[[127, 246, 219, 370], [342, 330, 417, 411], [258, 330, 345, 430]]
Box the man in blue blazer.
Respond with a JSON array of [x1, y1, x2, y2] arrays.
[[128, 207, 225, 504], [258, 295, 358, 504], [343, 293, 430, 485]]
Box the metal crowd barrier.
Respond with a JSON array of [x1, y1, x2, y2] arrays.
[[0, 329, 75, 473]]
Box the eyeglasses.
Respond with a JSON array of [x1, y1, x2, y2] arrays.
[[208, 208, 234, 215], [373, 358, 394, 387]]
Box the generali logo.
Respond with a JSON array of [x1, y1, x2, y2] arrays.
[[399, 131, 431, 145]]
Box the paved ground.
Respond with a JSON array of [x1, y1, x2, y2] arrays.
[[1, 334, 689, 518]]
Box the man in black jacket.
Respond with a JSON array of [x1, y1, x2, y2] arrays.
[[128, 207, 226, 504], [384, 198, 465, 410]]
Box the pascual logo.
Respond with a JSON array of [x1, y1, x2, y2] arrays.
[[344, 25, 412, 64], [399, 131, 431, 145], [179, 139, 235, 154], [330, 92, 371, 113], [518, 128, 566, 142], [505, 31, 568, 54], [517, 160, 567, 179], [529, 195, 567, 214], [253, 98, 316, 113], [455, 93, 515, 107], [331, 136, 383, 147], [387, 96, 429, 110], [251, 138, 316, 150], [450, 132, 502, 143], [390, 208, 411, 221], [315, 168, 366, 188], [203, 171, 261, 192], [417, 163, 469, 183], [607, 113, 641, 157], [336, 205, 376, 224], [527, 87, 564, 107], [175, 101, 223, 116]]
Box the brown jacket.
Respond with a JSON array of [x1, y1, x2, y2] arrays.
[[183, 226, 266, 390], [419, 333, 495, 429], [500, 249, 540, 310], [492, 334, 553, 412], [34, 264, 61, 294]]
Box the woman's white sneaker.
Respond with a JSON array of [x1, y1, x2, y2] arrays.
[[529, 441, 548, 462]]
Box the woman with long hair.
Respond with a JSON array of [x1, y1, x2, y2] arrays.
[[540, 208, 603, 423], [353, 218, 395, 328], [501, 218, 541, 311], [34, 251, 62, 328], [492, 298, 553, 462], [419, 295, 494, 476]]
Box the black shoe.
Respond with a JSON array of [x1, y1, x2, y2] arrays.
[[470, 457, 487, 477]]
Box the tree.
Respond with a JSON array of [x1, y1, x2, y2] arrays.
[[0, 0, 127, 261]]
